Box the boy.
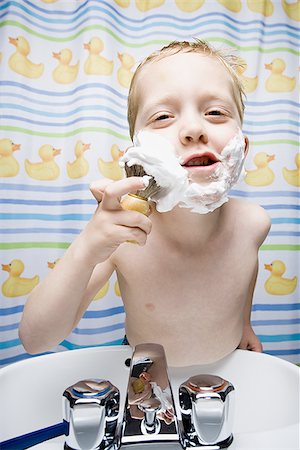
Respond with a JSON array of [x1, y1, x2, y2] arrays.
[[19, 41, 270, 366]]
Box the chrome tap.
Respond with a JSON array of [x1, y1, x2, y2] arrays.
[[63, 379, 120, 450], [179, 374, 235, 449], [121, 343, 180, 447]]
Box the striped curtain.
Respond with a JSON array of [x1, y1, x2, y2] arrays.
[[0, 0, 299, 367]]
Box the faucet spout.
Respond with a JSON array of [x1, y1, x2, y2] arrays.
[[122, 343, 179, 446]]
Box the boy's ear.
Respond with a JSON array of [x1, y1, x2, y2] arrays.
[[244, 135, 249, 157]]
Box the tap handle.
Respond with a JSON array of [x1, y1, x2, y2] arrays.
[[139, 397, 162, 435], [63, 379, 120, 450]]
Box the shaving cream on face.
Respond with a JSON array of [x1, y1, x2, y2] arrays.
[[120, 129, 246, 214], [119, 131, 188, 212], [179, 129, 246, 214]]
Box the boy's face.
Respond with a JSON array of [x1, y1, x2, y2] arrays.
[[134, 52, 248, 185]]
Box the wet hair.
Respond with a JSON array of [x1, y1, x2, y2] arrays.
[[127, 39, 246, 140]]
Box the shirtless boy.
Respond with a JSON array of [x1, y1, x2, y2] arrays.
[[19, 41, 270, 366]]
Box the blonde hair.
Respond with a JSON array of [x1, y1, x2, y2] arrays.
[[127, 40, 246, 140]]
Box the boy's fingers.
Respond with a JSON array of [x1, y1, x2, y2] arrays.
[[90, 179, 113, 203], [100, 177, 146, 211]]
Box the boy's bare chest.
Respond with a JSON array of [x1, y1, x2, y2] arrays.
[[116, 236, 256, 312]]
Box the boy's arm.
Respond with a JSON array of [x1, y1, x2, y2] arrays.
[[238, 205, 271, 352], [238, 261, 263, 352], [19, 177, 152, 354]]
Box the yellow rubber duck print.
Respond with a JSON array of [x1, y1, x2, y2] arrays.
[[117, 52, 135, 89], [114, 280, 121, 297], [114, 0, 130, 6], [52, 49, 79, 84], [175, 0, 205, 12], [282, 153, 300, 187], [135, 0, 165, 11], [281, 0, 300, 21], [8, 36, 44, 79], [84, 37, 113, 76], [244, 152, 275, 186], [216, 0, 242, 12], [2, 259, 39, 297], [236, 58, 258, 93], [0, 138, 20, 177], [67, 140, 91, 179], [247, 0, 274, 16], [265, 59, 296, 92], [264, 260, 297, 295], [25, 144, 61, 181], [98, 144, 124, 181], [93, 282, 110, 301]]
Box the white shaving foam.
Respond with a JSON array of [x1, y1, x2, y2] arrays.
[[120, 129, 246, 214], [120, 131, 188, 212], [179, 129, 246, 214]]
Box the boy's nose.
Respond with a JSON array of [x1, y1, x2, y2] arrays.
[[179, 120, 208, 145]]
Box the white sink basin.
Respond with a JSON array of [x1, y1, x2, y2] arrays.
[[0, 347, 299, 449]]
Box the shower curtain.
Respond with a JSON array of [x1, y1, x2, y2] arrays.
[[0, 0, 299, 367]]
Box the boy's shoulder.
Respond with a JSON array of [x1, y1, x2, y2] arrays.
[[227, 197, 271, 244]]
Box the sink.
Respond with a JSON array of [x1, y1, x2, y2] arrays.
[[0, 347, 299, 449]]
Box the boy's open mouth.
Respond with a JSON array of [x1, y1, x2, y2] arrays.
[[181, 153, 220, 174]]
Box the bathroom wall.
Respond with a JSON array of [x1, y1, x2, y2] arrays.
[[0, 0, 299, 366]]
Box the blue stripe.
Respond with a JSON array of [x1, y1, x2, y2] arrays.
[[0, 81, 128, 100], [59, 339, 124, 350], [263, 204, 300, 210], [0, 338, 21, 350], [0, 227, 81, 235], [245, 110, 300, 118], [83, 306, 125, 318], [3, 1, 300, 32], [0, 199, 95, 206], [0, 103, 126, 120], [0, 305, 24, 315], [0, 92, 125, 109], [0, 421, 67, 450], [258, 333, 300, 342], [272, 218, 300, 224], [244, 129, 300, 137], [264, 349, 300, 356], [252, 303, 300, 311], [0, 115, 129, 130], [268, 231, 300, 237], [230, 190, 300, 198], [73, 322, 125, 335], [252, 318, 300, 326], [0, 183, 90, 192], [0, 213, 92, 221], [0, 322, 19, 332]]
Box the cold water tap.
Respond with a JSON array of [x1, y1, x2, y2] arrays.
[[63, 379, 120, 450], [179, 374, 235, 449]]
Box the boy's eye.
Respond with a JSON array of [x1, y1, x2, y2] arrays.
[[207, 110, 223, 116], [155, 114, 171, 121]]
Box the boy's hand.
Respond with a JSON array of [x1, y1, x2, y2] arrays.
[[80, 177, 152, 267], [238, 324, 263, 352]]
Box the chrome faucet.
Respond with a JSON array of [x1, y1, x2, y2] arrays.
[[179, 374, 235, 449], [61, 345, 235, 449], [63, 379, 120, 450], [122, 343, 180, 447]]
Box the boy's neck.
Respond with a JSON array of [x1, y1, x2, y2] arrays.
[[151, 203, 226, 249]]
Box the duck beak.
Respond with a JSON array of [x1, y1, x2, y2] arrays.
[[53, 148, 61, 156], [2, 264, 10, 272], [12, 143, 21, 151], [267, 154, 275, 162], [47, 262, 55, 269], [265, 63, 272, 70], [83, 143, 91, 151], [83, 43, 90, 50], [9, 37, 17, 46], [52, 52, 60, 60], [264, 263, 272, 271], [118, 52, 123, 61]]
